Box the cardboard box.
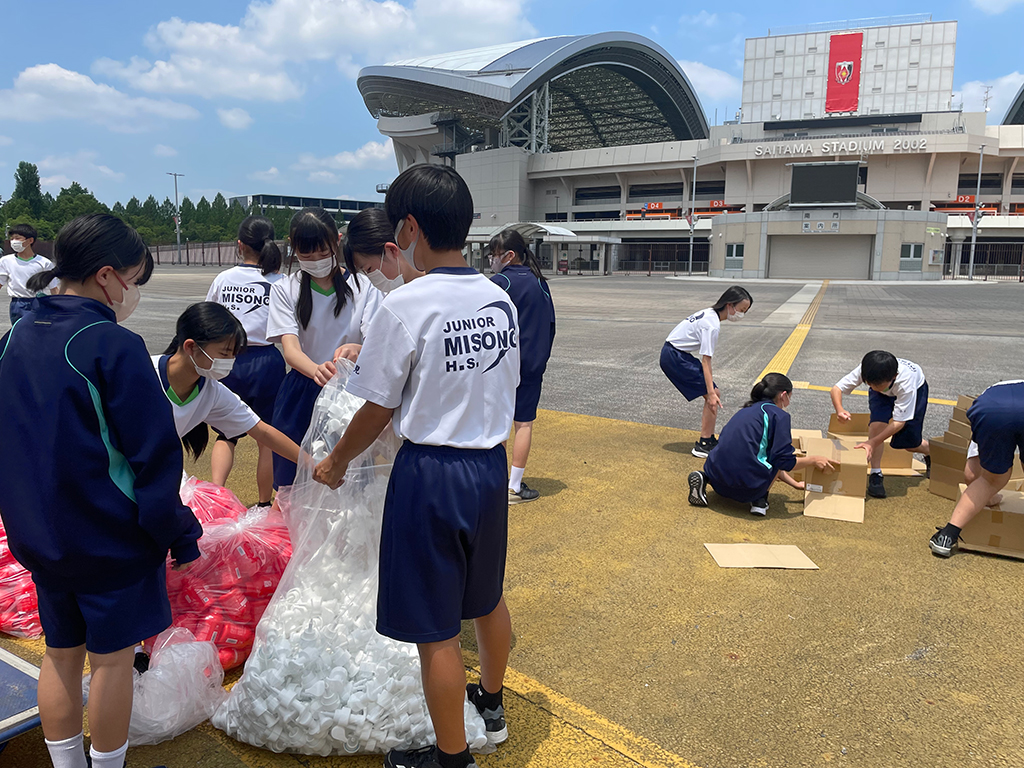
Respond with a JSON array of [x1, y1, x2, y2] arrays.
[[930, 438, 968, 471], [790, 429, 823, 483], [942, 430, 972, 449], [958, 480, 1024, 560], [929, 464, 965, 501], [802, 437, 868, 522], [827, 412, 871, 438], [952, 406, 970, 424], [956, 395, 976, 411], [946, 418, 973, 442], [826, 415, 925, 475]]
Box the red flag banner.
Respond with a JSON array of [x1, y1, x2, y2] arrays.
[[826, 32, 863, 114]]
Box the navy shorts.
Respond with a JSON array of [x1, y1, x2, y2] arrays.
[[377, 441, 508, 644], [514, 376, 543, 422], [869, 381, 928, 450], [8, 297, 33, 325], [968, 382, 1024, 475], [660, 342, 713, 401], [271, 369, 322, 489], [215, 344, 286, 442], [34, 567, 171, 655]]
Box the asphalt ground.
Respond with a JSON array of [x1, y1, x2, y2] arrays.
[[2, 270, 1024, 768]]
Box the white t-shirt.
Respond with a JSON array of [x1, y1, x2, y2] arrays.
[[666, 308, 720, 357], [835, 358, 926, 422], [345, 268, 520, 449], [266, 271, 380, 365], [205, 264, 285, 347], [152, 355, 260, 440], [0, 254, 58, 297]]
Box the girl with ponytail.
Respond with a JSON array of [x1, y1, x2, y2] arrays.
[[488, 228, 556, 502], [206, 216, 287, 503], [687, 372, 834, 516]]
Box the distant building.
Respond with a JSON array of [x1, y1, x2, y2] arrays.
[[228, 194, 381, 217]]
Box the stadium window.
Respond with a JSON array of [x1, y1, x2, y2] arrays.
[[628, 182, 685, 202], [573, 185, 621, 205], [858, 167, 868, 186], [900, 243, 923, 272], [1012, 174, 1024, 193], [958, 173, 1003, 193], [694, 180, 726, 199], [545, 212, 568, 222], [725, 243, 745, 270]]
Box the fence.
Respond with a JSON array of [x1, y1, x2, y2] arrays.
[[153, 240, 289, 267], [943, 241, 1024, 281], [616, 241, 710, 276]]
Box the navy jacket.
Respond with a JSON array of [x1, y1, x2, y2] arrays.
[[703, 399, 797, 503], [491, 265, 555, 380], [0, 296, 201, 592]]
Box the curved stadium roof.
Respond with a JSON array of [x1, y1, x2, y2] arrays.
[[357, 32, 710, 151], [1005, 80, 1024, 125]]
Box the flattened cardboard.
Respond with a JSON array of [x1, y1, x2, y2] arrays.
[[942, 430, 972, 449], [930, 439, 968, 471], [946, 418, 973, 442], [802, 437, 868, 522], [952, 406, 970, 424], [802, 492, 865, 522], [956, 394, 976, 411], [958, 480, 1024, 560], [704, 543, 819, 570]]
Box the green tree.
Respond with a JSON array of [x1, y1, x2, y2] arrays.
[[11, 162, 45, 217], [141, 195, 160, 226], [125, 196, 142, 219], [47, 182, 109, 225]]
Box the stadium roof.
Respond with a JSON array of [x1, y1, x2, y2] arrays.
[[1005, 80, 1024, 125], [357, 32, 710, 151]]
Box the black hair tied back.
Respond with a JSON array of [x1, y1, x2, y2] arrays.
[[238, 215, 282, 276], [745, 372, 793, 408]]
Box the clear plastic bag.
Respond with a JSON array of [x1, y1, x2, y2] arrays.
[[0, 519, 41, 638], [180, 477, 246, 525], [213, 361, 489, 755]]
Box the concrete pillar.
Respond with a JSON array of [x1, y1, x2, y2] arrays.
[[949, 234, 966, 278]]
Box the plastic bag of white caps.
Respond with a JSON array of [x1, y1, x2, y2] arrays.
[[85, 627, 227, 746], [212, 362, 488, 755]]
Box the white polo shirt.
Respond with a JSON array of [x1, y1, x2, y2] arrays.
[[666, 307, 720, 357], [266, 271, 380, 365], [153, 355, 260, 440], [0, 254, 58, 297], [345, 267, 520, 449], [206, 264, 285, 347], [835, 358, 926, 422]]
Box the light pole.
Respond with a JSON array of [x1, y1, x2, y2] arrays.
[[167, 172, 184, 265], [967, 144, 984, 279], [688, 154, 698, 275]]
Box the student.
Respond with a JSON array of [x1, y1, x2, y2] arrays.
[[488, 228, 556, 504], [0, 214, 200, 768], [343, 206, 425, 296], [156, 302, 300, 490], [831, 351, 931, 499], [266, 207, 380, 489], [930, 380, 1024, 557], [0, 223, 58, 323], [205, 216, 286, 505], [312, 165, 518, 768], [661, 285, 752, 458], [688, 373, 834, 516]]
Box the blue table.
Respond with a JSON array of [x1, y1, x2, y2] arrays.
[[0, 646, 41, 753]]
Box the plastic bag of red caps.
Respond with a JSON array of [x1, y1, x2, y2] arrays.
[[180, 476, 246, 524], [0, 520, 41, 638], [160, 480, 292, 670]]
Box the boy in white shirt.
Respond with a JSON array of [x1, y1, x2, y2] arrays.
[[1, 224, 58, 323], [314, 165, 518, 768]]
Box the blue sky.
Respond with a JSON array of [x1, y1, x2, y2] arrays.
[[1, 0, 1021, 207]]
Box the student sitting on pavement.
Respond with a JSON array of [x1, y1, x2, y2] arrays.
[[831, 351, 931, 499], [688, 373, 834, 517]]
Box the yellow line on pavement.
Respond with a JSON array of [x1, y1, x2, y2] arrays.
[[791, 381, 957, 406], [755, 280, 829, 380], [463, 652, 701, 768]]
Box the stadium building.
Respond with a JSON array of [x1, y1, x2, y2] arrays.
[[357, 16, 1024, 280]]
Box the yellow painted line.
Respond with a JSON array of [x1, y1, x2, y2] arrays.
[[792, 381, 957, 406], [755, 280, 829, 380], [464, 651, 701, 768]]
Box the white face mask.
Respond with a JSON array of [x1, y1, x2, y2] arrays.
[[365, 247, 405, 295], [727, 310, 745, 322], [489, 253, 509, 274], [298, 255, 335, 279], [192, 346, 235, 381], [394, 219, 420, 271], [10, 240, 26, 254], [103, 273, 141, 323]]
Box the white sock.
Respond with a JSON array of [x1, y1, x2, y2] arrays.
[[870, 468, 882, 475], [89, 740, 128, 768], [509, 466, 525, 493], [44, 732, 88, 768]]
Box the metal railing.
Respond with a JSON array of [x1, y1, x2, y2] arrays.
[[768, 14, 931, 36], [153, 240, 288, 267], [943, 241, 1024, 281], [616, 242, 710, 276]]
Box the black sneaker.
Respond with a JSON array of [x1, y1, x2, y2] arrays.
[[508, 482, 540, 505], [687, 471, 708, 507], [467, 682, 508, 746], [923, 455, 931, 478], [385, 746, 477, 768], [749, 497, 769, 516], [133, 650, 150, 675], [867, 473, 886, 498], [929, 527, 959, 558], [691, 436, 718, 458]]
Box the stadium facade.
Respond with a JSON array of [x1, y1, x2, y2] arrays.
[[357, 18, 1024, 280]]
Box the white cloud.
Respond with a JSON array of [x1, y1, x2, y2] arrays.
[[248, 166, 280, 182], [954, 71, 1024, 122], [93, 0, 533, 101], [0, 136, 12, 146], [0, 64, 199, 132], [293, 138, 395, 173], [969, 0, 1024, 12], [218, 107, 253, 130], [154, 144, 178, 157], [38, 150, 125, 189], [679, 10, 718, 28], [307, 170, 338, 184], [678, 60, 742, 102]]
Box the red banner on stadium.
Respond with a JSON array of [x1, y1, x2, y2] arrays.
[[825, 32, 862, 113]]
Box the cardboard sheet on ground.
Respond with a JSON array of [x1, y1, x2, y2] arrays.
[[704, 543, 818, 569], [801, 437, 868, 523], [958, 480, 1024, 560], [827, 415, 926, 475]]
